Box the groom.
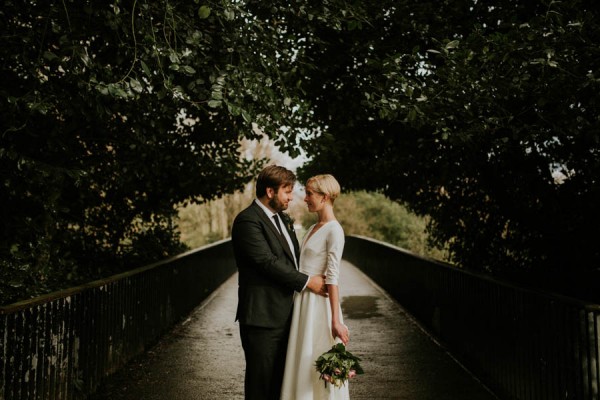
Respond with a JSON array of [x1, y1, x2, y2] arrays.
[[232, 165, 327, 400]]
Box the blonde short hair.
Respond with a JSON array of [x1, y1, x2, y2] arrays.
[[305, 174, 341, 203]]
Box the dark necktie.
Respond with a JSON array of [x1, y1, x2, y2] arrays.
[[272, 214, 285, 237], [273, 214, 297, 268]]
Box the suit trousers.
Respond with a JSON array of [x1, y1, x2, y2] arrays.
[[240, 320, 291, 400]]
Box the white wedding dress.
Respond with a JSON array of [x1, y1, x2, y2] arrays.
[[281, 221, 350, 400]]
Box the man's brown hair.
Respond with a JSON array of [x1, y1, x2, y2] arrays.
[[255, 165, 296, 197]]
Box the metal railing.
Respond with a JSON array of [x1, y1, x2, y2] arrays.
[[0, 239, 236, 400], [344, 235, 600, 400], [3, 235, 599, 399]]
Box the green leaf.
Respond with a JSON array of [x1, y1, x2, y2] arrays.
[[242, 110, 251, 123], [208, 100, 222, 108], [96, 84, 109, 96], [130, 78, 143, 93], [10, 244, 19, 255], [182, 65, 197, 75], [43, 51, 59, 62], [224, 9, 235, 21], [107, 84, 129, 99], [227, 102, 241, 116], [445, 40, 460, 50], [198, 5, 211, 19], [141, 60, 152, 77]]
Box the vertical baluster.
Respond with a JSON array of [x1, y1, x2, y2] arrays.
[[7, 312, 15, 400], [591, 309, 600, 399], [32, 305, 43, 400], [0, 312, 6, 400], [20, 308, 31, 400], [566, 307, 579, 399], [582, 309, 598, 399], [58, 298, 67, 400], [111, 279, 118, 369], [98, 284, 108, 392], [546, 300, 557, 400], [4, 313, 16, 400], [80, 290, 91, 396], [575, 308, 586, 399], [64, 296, 77, 400]]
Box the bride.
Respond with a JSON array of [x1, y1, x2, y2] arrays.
[[281, 174, 350, 400]]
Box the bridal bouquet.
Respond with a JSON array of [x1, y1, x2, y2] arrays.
[[315, 343, 364, 388]]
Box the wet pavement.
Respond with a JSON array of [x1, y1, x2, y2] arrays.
[[92, 261, 497, 399]]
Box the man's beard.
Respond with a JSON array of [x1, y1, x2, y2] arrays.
[[268, 196, 286, 213]]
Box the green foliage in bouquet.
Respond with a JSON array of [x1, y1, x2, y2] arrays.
[[315, 343, 364, 388]]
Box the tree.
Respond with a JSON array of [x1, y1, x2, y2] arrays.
[[303, 191, 446, 260], [0, 0, 362, 304], [298, 0, 600, 287], [0, 1, 238, 302], [6, 0, 595, 303]]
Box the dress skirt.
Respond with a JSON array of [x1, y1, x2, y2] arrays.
[[280, 289, 349, 400]]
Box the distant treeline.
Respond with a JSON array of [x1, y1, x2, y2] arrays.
[[178, 190, 447, 261]]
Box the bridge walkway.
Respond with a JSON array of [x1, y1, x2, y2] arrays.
[[92, 261, 497, 399]]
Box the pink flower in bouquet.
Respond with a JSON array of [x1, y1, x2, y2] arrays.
[[315, 343, 364, 388]]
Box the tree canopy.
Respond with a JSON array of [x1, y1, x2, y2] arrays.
[[0, 0, 359, 303], [2, 0, 599, 303], [297, 0, 600, 287]]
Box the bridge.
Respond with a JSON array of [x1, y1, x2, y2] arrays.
[[1, 236, 599, 399]]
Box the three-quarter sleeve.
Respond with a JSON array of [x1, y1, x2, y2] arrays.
[[325, 223, 345, 285]]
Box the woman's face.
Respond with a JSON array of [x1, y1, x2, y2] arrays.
[[304, 186, 325, 212]]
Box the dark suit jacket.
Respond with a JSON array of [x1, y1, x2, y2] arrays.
[[232, 201, 307, 328]]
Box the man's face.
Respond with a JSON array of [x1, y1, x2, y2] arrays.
[[268, 184, 294, 213]]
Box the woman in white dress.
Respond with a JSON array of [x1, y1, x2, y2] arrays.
[[281, 174, 350, 400]]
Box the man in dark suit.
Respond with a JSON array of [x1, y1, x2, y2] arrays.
[[232, 165, 327, 400]]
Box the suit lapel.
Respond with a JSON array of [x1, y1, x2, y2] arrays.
[[252, 203, 296, 265]]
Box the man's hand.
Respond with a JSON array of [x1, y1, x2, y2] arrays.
[[306, 275, 328, 297]]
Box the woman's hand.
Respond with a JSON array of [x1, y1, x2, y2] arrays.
[[332, 321, 349, 345]]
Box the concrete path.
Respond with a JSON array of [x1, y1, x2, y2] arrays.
[[92, 261, 497, 399]]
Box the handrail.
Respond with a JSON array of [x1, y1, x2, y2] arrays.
[[2, 235, 598, 400], [0, 239, 232, 314], [344, 235, 600, 400], [0, 239, 236, 400], [349, 235, 600, 311]]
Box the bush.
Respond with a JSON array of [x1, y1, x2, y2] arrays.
[[301, 191, 447, 261]]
